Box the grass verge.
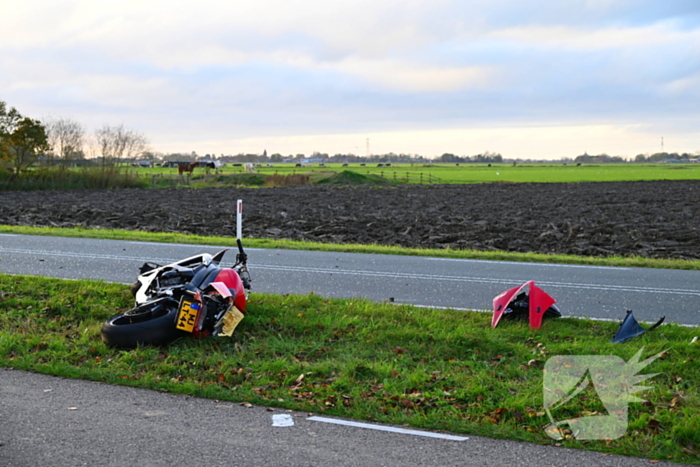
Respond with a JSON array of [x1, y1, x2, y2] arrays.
[[1, 224, 699, 271], [1, 274, 699, 463], [0, 166, 148, 190]]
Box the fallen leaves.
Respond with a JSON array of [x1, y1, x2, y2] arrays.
[[487, 407, 507, 424]]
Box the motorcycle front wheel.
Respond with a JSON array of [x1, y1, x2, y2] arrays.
[[101, 297, 187, 349]]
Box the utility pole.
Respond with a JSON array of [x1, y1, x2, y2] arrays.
[[661, 136, 664, 153], [366, 138, 370, 157]]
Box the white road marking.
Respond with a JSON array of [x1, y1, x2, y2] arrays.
[[272, 414, 294, 427], [2, 247, 700, 297], [0, 247, 178, 264], [307, 416, 468, 441], [254, 264, 700, 296], [420, 255, 632, 270]]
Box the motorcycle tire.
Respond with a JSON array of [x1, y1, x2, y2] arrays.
[[101, 298, 186, 349]]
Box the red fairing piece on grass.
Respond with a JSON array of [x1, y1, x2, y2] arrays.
[[491, 280, 557, 330]]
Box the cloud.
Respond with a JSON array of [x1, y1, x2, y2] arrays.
[[490, 22, 700, 51], [2, 0, 700, 158], [663, 72, 700, 96]]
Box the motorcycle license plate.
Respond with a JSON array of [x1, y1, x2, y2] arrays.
[[217, 306, 244, 337], [176, 299, 201, 332]]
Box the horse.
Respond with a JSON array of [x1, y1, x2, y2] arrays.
[[178, 162, 199, 177]]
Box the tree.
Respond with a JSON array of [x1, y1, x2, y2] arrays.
[[45, 116, 85, 165], [94, 124, 148, 166], [1, 102, 49, 174], [0, 101, 22, 166], [5, 117, 50, 174]]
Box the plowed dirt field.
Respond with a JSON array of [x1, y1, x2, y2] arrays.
[[1, 180, 699, 259]]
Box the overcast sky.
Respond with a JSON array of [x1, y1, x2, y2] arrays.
[[2, 0, 699, 159]]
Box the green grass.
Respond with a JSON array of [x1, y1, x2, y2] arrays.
[[1, 274, 699, 463], [0, 166, 149, 190], [131, 162, 700, 185], [316, 170, 391, 185], [4, 163, 700, 191], [2, 224, 700, 271], [17, 162, 700, 189]]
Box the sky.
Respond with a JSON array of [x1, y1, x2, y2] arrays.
[[2, 0, 700, 160]]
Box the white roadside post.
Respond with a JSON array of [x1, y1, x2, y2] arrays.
[[237, 199, 243, 240]]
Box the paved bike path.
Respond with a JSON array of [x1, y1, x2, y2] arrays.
[[0, 369, 685, 467]]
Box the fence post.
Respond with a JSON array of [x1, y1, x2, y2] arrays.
[[420, 173, 423, 184]]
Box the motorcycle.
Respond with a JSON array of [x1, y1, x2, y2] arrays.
[[101, 239, 251, 349]]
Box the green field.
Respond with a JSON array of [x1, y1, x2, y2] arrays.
[[135, 162, 700, 185], [4, 162, 700, 190]]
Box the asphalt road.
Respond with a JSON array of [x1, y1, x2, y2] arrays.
[[1, 233, 699, 325], [0, 234, 697, 466], [0, 369, 685, 467]]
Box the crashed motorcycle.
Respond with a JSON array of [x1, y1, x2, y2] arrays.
[[101, 239, 251, 349]]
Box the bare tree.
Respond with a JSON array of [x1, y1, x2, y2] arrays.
[[93, 124, 148, 166], [45, 116, 85, 165]]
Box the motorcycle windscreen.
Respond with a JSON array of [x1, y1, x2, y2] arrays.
[[612, 310, 665, 343], [528, 283, 556, 330], [211, 249, 229, 266], [492, 281, 531, 328]]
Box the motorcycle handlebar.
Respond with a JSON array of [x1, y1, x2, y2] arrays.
[[236, 238, 247, 264]]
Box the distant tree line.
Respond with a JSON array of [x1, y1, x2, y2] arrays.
[[574, 152, 699, 164], [634, 152, 697, 163], [4, 98, 699, 172], [176, 151, 505, 164], [574, 153, 626, 163], [437, 152, 503, 163]]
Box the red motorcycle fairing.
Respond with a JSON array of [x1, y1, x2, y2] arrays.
[[189, 270, 247, 338], [527, 282, 556, 330], [492, 283, 529, 328], [209, 281, 232, 299], [491, 280, 556, 330]]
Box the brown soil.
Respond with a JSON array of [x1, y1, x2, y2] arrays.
[[1, 180, 699, 259]]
